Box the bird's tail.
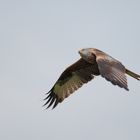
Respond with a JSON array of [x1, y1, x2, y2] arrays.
[[126, 68, 140, 80]]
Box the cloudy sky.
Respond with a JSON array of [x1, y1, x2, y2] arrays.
[[0, 0, 140, 140]]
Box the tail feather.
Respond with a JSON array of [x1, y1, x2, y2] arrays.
[[126, 69, 140, 80]]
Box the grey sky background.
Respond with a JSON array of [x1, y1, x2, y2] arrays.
[[0, 0, 140, 140]]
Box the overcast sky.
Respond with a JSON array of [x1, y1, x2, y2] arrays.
[[0, 0, 140, 140]]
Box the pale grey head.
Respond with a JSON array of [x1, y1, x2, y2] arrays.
[[78, 48, 96, 63]]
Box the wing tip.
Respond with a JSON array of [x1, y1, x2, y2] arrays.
[[117, 84, 129, 91], [124, 86, 129, 91], [43, 89, 60, 109]]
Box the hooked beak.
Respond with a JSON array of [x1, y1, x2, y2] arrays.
[[78, 50, 82, 55]]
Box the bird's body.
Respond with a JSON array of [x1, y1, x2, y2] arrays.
[[44, 48, 140, 109]]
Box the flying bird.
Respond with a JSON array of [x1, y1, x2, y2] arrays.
[[44, 48, 140, 109]]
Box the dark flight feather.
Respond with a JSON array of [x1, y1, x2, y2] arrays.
[[95, 54, 129, 90]]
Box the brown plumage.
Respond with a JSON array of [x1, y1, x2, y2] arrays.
[[44, 48, 140, 109]]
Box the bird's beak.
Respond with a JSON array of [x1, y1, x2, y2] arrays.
[[78, 50, 82, 55], [78, 50, 82, 57]]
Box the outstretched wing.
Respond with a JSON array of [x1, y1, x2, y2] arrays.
[[94, 50, 129, 90], [44, 58, 99, 109]]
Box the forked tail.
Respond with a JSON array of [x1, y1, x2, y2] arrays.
[[126, 69, 140, 80]]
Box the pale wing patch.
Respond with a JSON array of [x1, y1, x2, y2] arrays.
[[53, 73, 84, 102], [44, 59, 97, 109]]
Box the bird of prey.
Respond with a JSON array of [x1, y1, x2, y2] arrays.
[[44, 48, 140, 109]]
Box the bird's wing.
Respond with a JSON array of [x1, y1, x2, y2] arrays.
[[94, 50, 128, 91], [44, 58, 99, 109]]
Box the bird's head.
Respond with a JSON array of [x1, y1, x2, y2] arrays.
[[78, 48, 96, 63]]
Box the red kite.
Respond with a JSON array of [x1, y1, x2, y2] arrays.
[[44, 48, 140, 109]]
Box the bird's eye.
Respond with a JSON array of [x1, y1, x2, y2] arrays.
[[91, 53, 96, 58]]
